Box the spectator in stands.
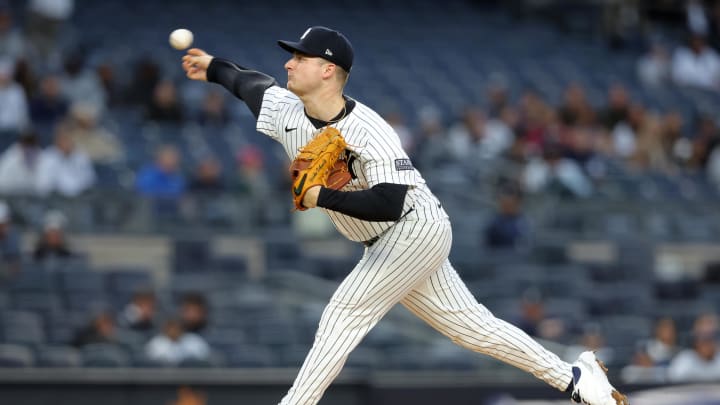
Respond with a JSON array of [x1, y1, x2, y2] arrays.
[[485, 72, 509, 118], [145, 80, 184, 123], [447, 106, 514, 162], [693, 312, 720, 336], [13, 58, 36, 101], [601, 0, 645, 50], [687, 0, 711, 37], [33, 210, 74, 261], [690, 115, 720, 169], [0, 57, 29, 133], [671, 34, 720, 91], [484, 185, 529, 249], [65, 102, 124, 164], [29, 73, 69, 127], [643, 317, 679, 366], [523, 142, 593, 198], [709, 0, 720, 50], [145, 318, 210, 366], [0, 6, 28, 63], [233, 145, 271, 198], [59, 50, 107, 111], [25, 0, 74, 67], [598, 84, 631, 131], [413, 105, 451, 170], [609, 103, 646, 161], [483, 107, 517, 159], [96, 62, 123, 108], [0, 200, 21, 277], [564, 126, 607, 180], [557, 83, 596, 127], [197, 89, 229, 127], [513, 288, 545, 337], [180, 293, 209, 334], [0, 130, 48, 196], [124, 57, 160, 107], [708, 140, 720, 190], [37, 122, 95, 197], [564, 323, 614, 366], [636, 43, 671, 88], [135, 144, 186, 208], [659, 111, 697, 171], [447, 106, 485, 161], [189, 157, 225, 195], [189, 156, 234, 226], [137, 146, 186, 216], [629, 112, 675, 174], [620, 344, 667, 384], [118, 290, 157, 333], [516, 90, 554, 153], [384, 111, 414, 155], [71, 311, 117, 347], [667, 331, 720, 382]]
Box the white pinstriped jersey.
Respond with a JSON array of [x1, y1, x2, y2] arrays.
[[257, 85, 447, 242]]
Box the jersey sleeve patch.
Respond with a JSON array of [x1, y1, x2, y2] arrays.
[[394, 158, 414, 171]]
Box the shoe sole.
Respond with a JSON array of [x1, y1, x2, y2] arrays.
[[595, 357, 630, 405]]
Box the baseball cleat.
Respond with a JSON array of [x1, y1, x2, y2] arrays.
[[571, 351, 629, 405]]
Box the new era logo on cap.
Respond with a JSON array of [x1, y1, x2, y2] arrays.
[[278, 26, 354, 72]]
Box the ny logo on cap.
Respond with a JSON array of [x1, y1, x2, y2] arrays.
[[325, 49, 333, 56], [301, 28, 312, 39]]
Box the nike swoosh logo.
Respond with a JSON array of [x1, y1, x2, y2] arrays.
[[285, 126, 297, 132], [293, 174, 307, 196]]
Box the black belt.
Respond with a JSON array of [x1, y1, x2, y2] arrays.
[[361, 207, 416, 247]]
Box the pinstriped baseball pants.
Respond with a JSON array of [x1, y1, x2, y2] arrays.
[[279, 214, 573, 405]]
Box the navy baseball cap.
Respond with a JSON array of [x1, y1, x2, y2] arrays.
[[278, 26, 354, 72]]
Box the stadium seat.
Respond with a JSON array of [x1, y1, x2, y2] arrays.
[[58, 271, 106, 293], [0, 344, 35, 367], [381, 346, 429, 370], [36, 345, 82, 367], [226, 344, 276, 368], [80, 344, 131, 368]]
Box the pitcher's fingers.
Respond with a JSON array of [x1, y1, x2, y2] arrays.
[[186, 48, 206, 56]]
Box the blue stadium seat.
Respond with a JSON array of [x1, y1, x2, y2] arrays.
[[0, 344, 35, 367], [277, 344, 310, 367], [80, 344, 131, 368], [178, 350, 225, 368], [105, 268, 153, 293], [9, 270, 55, 293], [1, 310, 45, 344], [10, 292, 64, 315], [251, 317, 298, 347], [426, 342, 479, 371], [226, 344, 275, 368], [36, 345, 82, 367], [203, 328, 247, 355], [172, 238, 211, 273], [58, 270, 106, 293], [381, 346, 429, 370]]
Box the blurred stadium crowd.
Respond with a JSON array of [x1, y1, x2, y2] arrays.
[[0, 0, 719, 387]]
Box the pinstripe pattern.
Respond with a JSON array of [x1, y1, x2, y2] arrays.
[[401, 261, 572, 391], [253, 85, 574, 405], [257, 86, 421, 242]]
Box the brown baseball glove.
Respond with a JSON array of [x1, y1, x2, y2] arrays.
[[289, 127, 351, 211]]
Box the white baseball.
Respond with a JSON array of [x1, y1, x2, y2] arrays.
[[169, 28, 194, 50]]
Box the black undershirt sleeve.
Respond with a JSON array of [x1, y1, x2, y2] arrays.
[[206, 58, 278, 119], [316, 183, 409, 222]]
